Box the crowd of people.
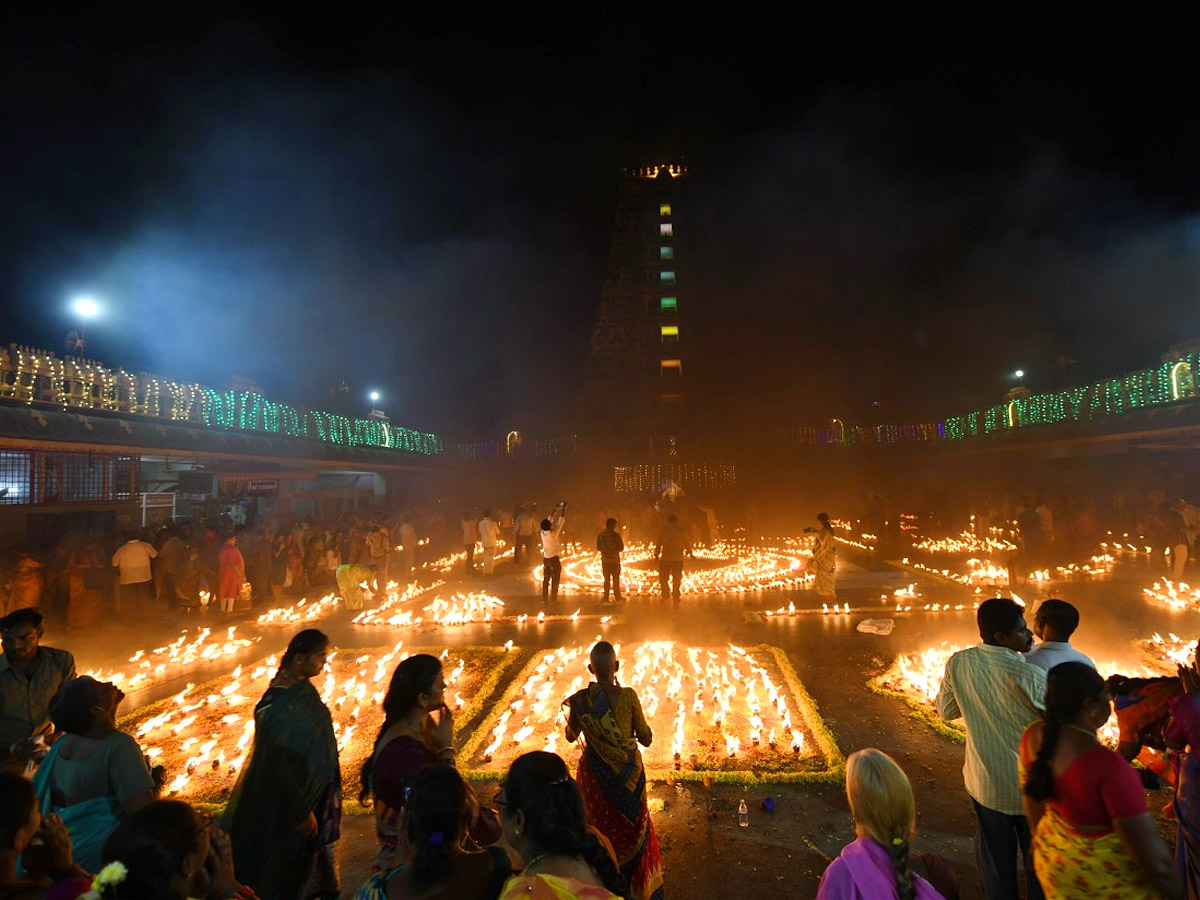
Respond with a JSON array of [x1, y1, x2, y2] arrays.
[[929, 596, 1200, 900], [6, 484, 1200, 900]]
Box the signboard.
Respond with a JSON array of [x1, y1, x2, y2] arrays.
[[246, 479, 279, 497]]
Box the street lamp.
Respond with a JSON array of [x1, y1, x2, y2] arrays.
[[68, 295, 100, 357], [1014, 369, 1025, 380]]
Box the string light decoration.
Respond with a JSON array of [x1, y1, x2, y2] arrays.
[[944, 354, 1200, 440], [613, 463, 736, 493], [0, 343, 442, 455]]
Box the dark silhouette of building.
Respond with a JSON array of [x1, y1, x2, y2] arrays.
[[583, 163, 689, 458]]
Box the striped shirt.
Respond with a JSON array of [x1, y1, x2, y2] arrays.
[[935, 643, 1046, 815]]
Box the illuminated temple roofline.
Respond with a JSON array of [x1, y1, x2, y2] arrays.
[[0, 343, 442, 456], [622, 163, 688, 179]]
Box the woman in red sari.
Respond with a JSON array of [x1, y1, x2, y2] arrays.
[[565, 642, 663, 900]]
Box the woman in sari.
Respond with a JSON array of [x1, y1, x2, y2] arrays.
[[0, 772, 90, 900], [65, 544, 103, 629], [360, 655, 499, 874], [1020, 662, 1180, 899], [223, 629, 341, 900], [564, 642, 662, 900], [1167, 652, 1200, 896], [32, 677, 156, 873], [808, 513, 837, 600], [8, 552, 44, 614], [104, 800, 262, 900], [496, 752, 626, 900], [354, 766, 512, 900], [816, 748, 951, 900]]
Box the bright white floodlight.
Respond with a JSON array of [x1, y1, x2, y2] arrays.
[[1014, 369, 1025, 379], [73, 296, 100, 318], [369, 391, 380, 403]]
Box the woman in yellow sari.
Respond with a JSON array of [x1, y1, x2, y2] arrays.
[[1020, 662, 1180, 899], [564, 642, 662, 900]]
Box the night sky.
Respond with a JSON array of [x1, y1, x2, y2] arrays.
[[3, 7, 1198, 436]]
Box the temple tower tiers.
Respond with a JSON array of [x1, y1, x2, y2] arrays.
[[583, 163, 689, 453]]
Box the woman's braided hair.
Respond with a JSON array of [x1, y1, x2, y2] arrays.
[[845, 748, 918, 900], [359, 653, 442, 803], [1025, 662, 1105, 802], [504, 751, 629, 900]]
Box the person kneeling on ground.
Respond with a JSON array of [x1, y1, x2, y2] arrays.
[[354, 766, 513, 900], [816, 748, 957, 900]]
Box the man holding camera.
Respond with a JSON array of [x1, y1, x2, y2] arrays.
[[540, 501, 567, 604]]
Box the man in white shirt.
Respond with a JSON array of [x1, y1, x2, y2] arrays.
[[540, 501, 566, 604], [1025, 598, 1096, 673], [478, 510, 501, 576], [936, 597, 1046, 900], [111, 532, 158, 621], [512, 507, 537, 568]]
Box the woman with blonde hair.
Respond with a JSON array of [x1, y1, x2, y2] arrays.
[[816, 748, 949, 900]]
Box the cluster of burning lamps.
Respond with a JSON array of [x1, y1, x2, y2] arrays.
[[912, 530, 1018, 555], [1144, 580, 1200, 613], [539, 541, 812, 596], [351, 580, 610, 629], [877, 644, 1175, 748], [91, 523, 1182, 798], [85, 627, 258, 695], [131, 642, 479, 798], [479, 642, 807, 769], [757, 585, 974, 618]]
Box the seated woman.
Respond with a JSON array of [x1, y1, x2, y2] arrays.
[[361, 655, 499, 873], [355, 767, 512, 900], [816, 748, 951, 900], [0, 772, 89, 900], [1021, 662, 1181, 900], [496, 751, 627, 900], [101, 799, 259, 900], [31, 677, 156, 873]]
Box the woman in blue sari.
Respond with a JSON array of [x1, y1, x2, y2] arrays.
[[223, 629, 341, 900], [31, 676, 156, 873]]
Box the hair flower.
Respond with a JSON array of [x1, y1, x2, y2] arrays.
[[82, 860, 128, 898]]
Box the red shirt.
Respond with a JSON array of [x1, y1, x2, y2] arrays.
[[1019, 722, 1147, 830]]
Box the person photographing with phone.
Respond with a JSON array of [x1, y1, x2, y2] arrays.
[[540, 502, 567, 606]]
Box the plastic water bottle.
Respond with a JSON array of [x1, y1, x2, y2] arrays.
[[737, 798, 749, 827]]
